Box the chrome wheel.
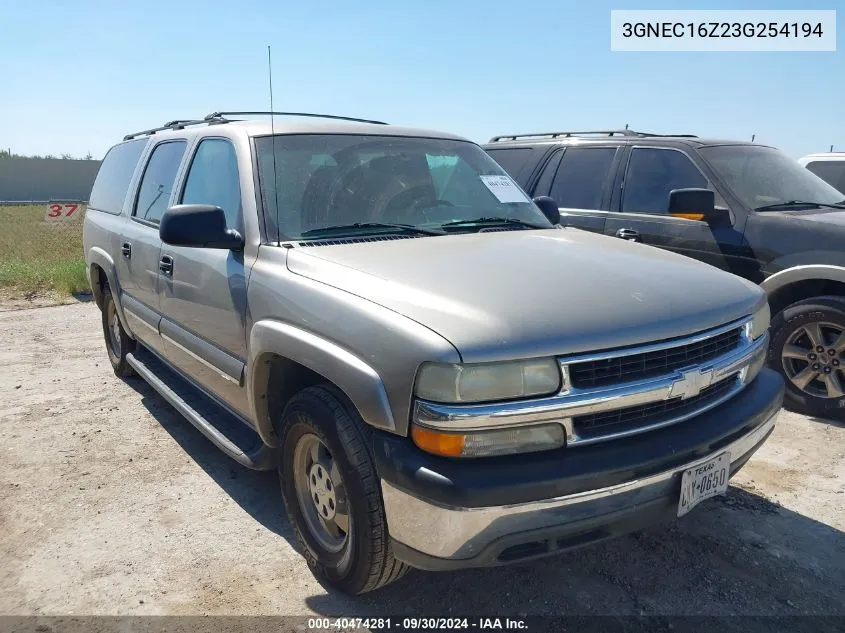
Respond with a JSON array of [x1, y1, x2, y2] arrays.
[[107, 300, 122, 357], [292, 432, 350, 553], [781, 321, 845, 399]]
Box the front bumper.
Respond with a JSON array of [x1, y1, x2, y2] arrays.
[[374, 368, 784, 571]]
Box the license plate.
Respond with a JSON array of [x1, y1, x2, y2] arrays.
[[678, 452, 731, 517]]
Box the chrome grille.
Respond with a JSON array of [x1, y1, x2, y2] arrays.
[[569, 327, 742, 389], [572, 374, 740, 439]]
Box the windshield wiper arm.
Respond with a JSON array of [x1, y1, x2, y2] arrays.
[[439, 217, 548, 229], [301, 222, 445, 237], [755, 200, 845, 211]]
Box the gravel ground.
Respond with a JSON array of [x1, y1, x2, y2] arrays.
[[1, 302, 843, 627]]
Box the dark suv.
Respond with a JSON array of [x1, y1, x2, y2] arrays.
[[484, 130, 845, 417]]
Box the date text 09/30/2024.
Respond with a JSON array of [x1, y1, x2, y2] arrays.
[[306, 617, 528, 631]]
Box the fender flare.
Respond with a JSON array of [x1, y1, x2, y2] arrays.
[[760, 264, 845, 297], [247, 319, 395, 446], [87, 247, 132, 335]]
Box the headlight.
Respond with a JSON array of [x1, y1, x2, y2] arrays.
[[411, 423, 566, 458], [744, 303, 771, 341], [414, 359, 561, 403]]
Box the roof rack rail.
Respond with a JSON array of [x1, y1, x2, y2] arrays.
[[123, 117, 225, 141], [488, 129, 698, 142], [203, 111, 388, 125], [123, 111, 387, 141]]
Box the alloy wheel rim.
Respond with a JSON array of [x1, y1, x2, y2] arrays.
[[292, 431, 350, 553], [781, 321, 845, 399]]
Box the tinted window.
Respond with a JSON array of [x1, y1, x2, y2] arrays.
[[623, 148, 707, 213], [88, 139, 147, 214], [534, 151, 562, 196], [484, 148, 536, 186], [805, 161, 845, 194], [549, 147, 617, 210], [181, 139, 241, 229], [133, 141, 187, 224], [700, 145, 845, 209]]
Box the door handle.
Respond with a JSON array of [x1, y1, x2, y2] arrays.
[[615, 228, 640, 242], [159, 255, 174, 276], [121, 242, 132, 258]]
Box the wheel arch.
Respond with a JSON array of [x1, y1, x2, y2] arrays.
[[761, 265, 845, 316], [247, 320, 396, 447], [87, 247, 132, 333]]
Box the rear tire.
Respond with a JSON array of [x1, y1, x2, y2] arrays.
[[277, 385, 409, 594], [101, 285, 136, 378], [769, 295, 845, 417]]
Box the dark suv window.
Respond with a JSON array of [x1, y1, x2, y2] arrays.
[[180, 139, 242, 229], [484, 148, 536, 187], [548, 147, 617, 210], [133, 141, 187, 225], [88, 139, 147, 214], [805, 160, 845, 194], [622, 148, 708, 214]]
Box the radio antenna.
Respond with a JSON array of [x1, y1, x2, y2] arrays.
[[268, 45, 281, 245]]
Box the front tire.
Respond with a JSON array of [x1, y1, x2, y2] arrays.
[[101, 285, 136, 378], [769, 296, 845, 417], [278, 385, 409, 594]]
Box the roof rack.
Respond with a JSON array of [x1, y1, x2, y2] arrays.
[[203, 111, 388, 125], [488, 129, 698, 142], [123, 111, 387, 141]]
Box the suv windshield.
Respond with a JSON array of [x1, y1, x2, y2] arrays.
[[255, 134, 551, 240], [700, 145, 845, 211]]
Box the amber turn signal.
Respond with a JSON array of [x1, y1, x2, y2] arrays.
[[670, 212, 705, 221], [410, 426, 466, 457]]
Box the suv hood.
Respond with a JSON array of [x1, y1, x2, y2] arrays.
[[776, 209, 845, 227], [286, 229, 764, 363]]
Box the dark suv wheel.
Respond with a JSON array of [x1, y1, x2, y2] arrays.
[[769, 296, 845, 417]]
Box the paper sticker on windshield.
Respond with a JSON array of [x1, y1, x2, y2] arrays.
[[480, 175, 531, 204]]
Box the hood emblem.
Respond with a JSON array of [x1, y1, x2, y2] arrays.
[[670, 368, 714, 400]]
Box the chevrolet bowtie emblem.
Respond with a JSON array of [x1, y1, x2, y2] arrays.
[[670, 368, 714, 400]]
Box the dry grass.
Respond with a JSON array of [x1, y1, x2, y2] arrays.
[[0, 205, 89, 295]]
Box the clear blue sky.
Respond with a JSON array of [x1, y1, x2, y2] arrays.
[[2, 0, 842, 159]]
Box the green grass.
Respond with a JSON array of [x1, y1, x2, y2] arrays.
[[0, 205, 89, 295]]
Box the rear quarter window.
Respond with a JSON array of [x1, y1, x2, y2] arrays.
[[88, 139, 147, 214], [484, 147, 536, 187]]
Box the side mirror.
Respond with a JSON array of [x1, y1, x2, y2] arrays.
[[159, 204, 244, 250], [533, 196, 560, 225], [668, 188, 718, 222]]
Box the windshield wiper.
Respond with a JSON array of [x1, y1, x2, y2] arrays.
[[439, 217, 548, 230], [300, 222, 445, 237], [755, 200, 845, 211]]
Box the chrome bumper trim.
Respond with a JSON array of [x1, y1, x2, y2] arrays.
[[414, 331, 768, 446], [382, 410, 777, 560]]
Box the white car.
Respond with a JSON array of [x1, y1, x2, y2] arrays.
[[798, 153, 845, 194]]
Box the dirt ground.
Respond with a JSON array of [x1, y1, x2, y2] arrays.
[[1, 302, 843, 625]]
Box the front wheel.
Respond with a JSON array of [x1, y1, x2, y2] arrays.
[[769, 296, 845, 417], [278, 385, 409, 594]]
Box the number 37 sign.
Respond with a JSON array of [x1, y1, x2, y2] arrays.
[[45, 203, 84, 221]]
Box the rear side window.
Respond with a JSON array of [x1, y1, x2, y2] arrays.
[[805, 161, 845, 194], [133, 141, 187, 225], [88, 139, 147, 214], [180, 139, 242, 230], [622, 148, 708, 214], [484, 148, 536, 187], [549, 147, 617, 210]]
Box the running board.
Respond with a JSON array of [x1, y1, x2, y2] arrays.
[[126, 348, 276, 471]]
